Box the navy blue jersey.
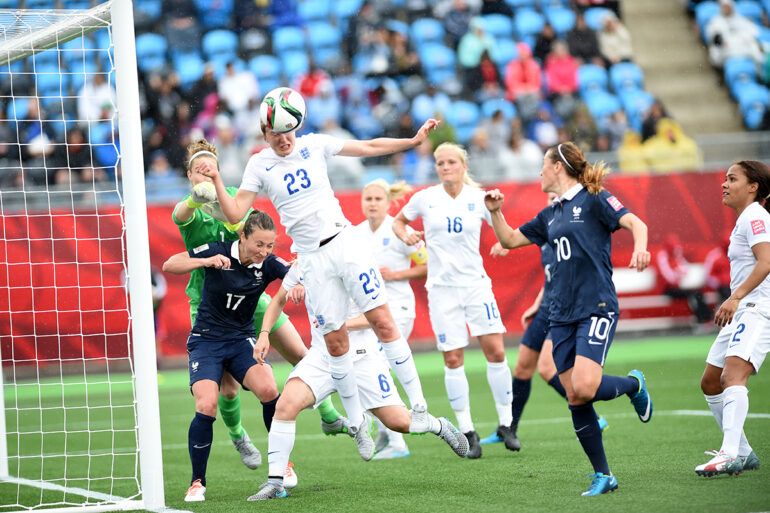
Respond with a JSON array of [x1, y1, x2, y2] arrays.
[[539, 241, 555, 315], [190, 241, 290, 338], [519, 185, 629, 323]]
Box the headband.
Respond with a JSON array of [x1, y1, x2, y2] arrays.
[[557, 144, 575, 171], [188, 150, 218, 167]]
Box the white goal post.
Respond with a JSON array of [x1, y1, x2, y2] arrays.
[[0, 1, 165, 511]]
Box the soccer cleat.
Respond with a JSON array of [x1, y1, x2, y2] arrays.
[[349, 412, 376, 461], [321, 415, 352, 437], [598, 416, 609, 432], [627, 370, 652, 423], [372, 444, 411, 460], [283, 462, 298, 489], [479, 431, 503, 444], [464, 430, 482, 459], [695, 450, 743, 477], [232, 431, 262, 469], [247, 481, 289, 501], [497, 424, 521, 452], [184, 479, 206, 502], [581, 473, 618, 496], [408, 405, 431, 434], [438, 417, 470, 458], [374, 427, 389, 453], [741, 451, 760, 472]]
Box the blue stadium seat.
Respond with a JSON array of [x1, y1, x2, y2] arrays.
[[251, 54, 282, 93], [135, 33, 167, 73], [724, 56, 758, 98], [619, 89, 654, 132], [298, 0, 332, 23], [584, 6, 615, 30], [386, 19, 410, 37], [67, 60, 98, 94], [195, 0, 234, 30], [210, 58, 246, 79], [410, 91, 452, 126], [444, 100, 480, 144], [173, 53, 205, 92], [695, 1, 719, 38], [307, 22, 342, 54], [135, 0, 162, 22], [735, 0, 763, 23], [491, 39, 518, 70], [578, 64, 609, 94], [281, 50, 310, 80], [61, 36, 97, 68], [202, 29, 238, 63], [609, 62, 644, 92], [505, 0, 535, 7], [410, 17, 446, 46], [334, 0, 364, 29], [757, 26, 770, 46], [736, 83, 769, 129], [584, 90, 621, 125], [31, 50, 59, 70], [481, 14, 514, 40], [272, 25, 306, 54], [363, 166, 396, 185], [7, 97, 30, 121], [481, 98, 517, 120], [514, 9, 545, 40], [546, 7, 576, 36], [419, 43, 457, 85], [35, 70, 65, 97]]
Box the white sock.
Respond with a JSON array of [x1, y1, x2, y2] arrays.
[[382, 337, 426, 409], [444, 365, 473, 432], [427, 413, 442, 435], [720, 385, 749, 458], [705, 392, 753, 456], [329, 352, 364, 426], [486, 360, 513, 426], [267, 420, 295, 480], [387, 429, 406, 448]]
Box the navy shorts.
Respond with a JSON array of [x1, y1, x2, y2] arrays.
[[186, 332, 258, 387], [520, 307, 550, 352], [550, 313, 618, 374]]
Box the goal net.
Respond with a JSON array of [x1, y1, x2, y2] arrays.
[[0, 1, 164, 511]]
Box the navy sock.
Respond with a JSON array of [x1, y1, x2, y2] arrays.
[[188, 411, 216, 486], [570, 403, 609, 475], [592, 375, 639, 402], [547, 375, 567, 399], [511, 378, 532, 429], [261, 394, 280, 433]]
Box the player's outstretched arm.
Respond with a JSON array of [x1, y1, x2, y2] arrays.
[[338, 119, 439, 157], [485, 189, 532, 249], [162, 252, 230, 274], [254, 285, 289, 364], [392, 212, 424, 246], [618, 213, 650, 272], [200, 164, 255, 224]]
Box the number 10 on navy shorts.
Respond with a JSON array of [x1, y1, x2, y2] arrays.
[[550, 313, 618, 374]]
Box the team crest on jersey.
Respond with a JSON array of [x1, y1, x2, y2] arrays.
[[315, 315, 325, 326], [751, 219, 766, 235], [606, 195, 624, 211], [572, 206, 582, 219], [253, 269, 263, 281], [438, 334, 446, 343], [468, 203, 475, 211], [300, 147, 310, 159], [382, 237, 390, 246], [192, 244, 209, 254]]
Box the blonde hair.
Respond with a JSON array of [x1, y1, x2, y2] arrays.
[[433, 142, 481, 188], [186, 138, 219, 173], [363, 178, 412, 203], [548, 141, 609, 195]]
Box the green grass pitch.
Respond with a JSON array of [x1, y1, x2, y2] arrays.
[[1, 334, 768, 512]]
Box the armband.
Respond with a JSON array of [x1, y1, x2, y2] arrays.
[[409, 241, 428, 265]]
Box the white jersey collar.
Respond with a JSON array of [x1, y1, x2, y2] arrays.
[[557, 183, 584, 203]]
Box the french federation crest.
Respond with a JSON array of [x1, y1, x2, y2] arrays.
[[468, 203, 475, 211], [300, 147, 310, 159], [572, 206, 582, 219], [382, 237, 390, 246], [253, 269, 263, 281]]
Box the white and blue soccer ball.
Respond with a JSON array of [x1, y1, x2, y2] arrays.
[[259, 87, 306, 134]]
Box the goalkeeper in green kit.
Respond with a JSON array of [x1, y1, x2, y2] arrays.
[[172, 139, 350, 488]]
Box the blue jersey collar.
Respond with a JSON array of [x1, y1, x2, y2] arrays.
[[556, 183, 584, 203]]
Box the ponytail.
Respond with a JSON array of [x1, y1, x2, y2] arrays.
[[363, 178, 413, 203]]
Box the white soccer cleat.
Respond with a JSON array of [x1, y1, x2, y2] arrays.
[[247, 481, 289, 501], [695, 450, 743, 477], [232, 431, 262, 469], [408, 405, 431, 434], [372, 444, 410, 460], [184, 479, 206, 502], [437, 417, 470, 458], [349, 412, 376, 461], [283, 462, 298, 489]]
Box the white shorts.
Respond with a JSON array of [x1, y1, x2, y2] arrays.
[[298, 227, 389, 334], [706, 303, 770, 373], [427, 284, 506, 352], [286, 345, 405, 410]]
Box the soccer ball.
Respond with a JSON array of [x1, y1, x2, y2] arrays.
[[260, 87, 306, 134]]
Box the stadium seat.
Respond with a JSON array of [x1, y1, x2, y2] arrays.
[[194, 0, 234, 30], [410, 91, 452, 126], [210, 57, 246, 80], [609, 62, 644, 92], [31, 50, 58, 70], [695, 1, 719, 39], [584, 90, 622, 129], [757, 26, 770, 46], [272, 25, 306, 54], [239, 28, 270, 59], [308, 22, 342, 53], [481, 98, 517, 120], [619, 88, 655, 132], [24, 0, 56, 8], [281, 50, 310, 80], [386, 20, 410, 37], [298, 0, 332, 23], [736, 83, 769, 129], [419, 43, 457, 85], [67, 60, 98, 94], [491, 39, 518, 69], [134, 0, 162, 22], [250, 54, 282, 92], [135, 33, 167, 73], [362, 166, 396, 185], [584, 6, 615, 30], [7, 97, 30, 121], [724, 56, 758, 98], [202, 29, 238, 63], [546, 6, 576, 36], [61, 36, 97, 68], [334, 0, 364, 23], [505, 0, 535, 8], [578, 64, 609, 94], [514, 9, 545, 41], [444, 100, 480, 144], [481, 14, 514, 40], [410, 17, 446, 46], [735, 0, 763, 23], [173, 52, 205, 92]]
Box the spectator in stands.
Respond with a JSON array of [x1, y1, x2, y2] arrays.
[[499, 123, 543, 180], [50, 127, 105, 185], [213, 116, 247, 187], [294, 60, 333, 99], [641, 98, 669, 142], [147, 73, 184, 128], [468, 128, 505, 181], [566, 104, 598, 154], [234, 0, 268, 31], [479, 109, 511, 149], [545, 40, 579, 120], [606, 109, 629, 151], [371, 80, 408, 136], [656, 233, 713, 329], [440, 0, 475, 48], [306, 81, 343, 132], [458, 17, 497, 94], [400, 138, 436, 184], [345, 0, 382, 59], [567, 12, 604, 67], [145, 149, 182, 186], [0, 108, 16, 165], [188, 64, 218, 118], [597, 12, 633, 67], [643, 118, 702, 172], [162, 0, 201, 53], [533, 22, 557, 64], [385, 29, 422, 77], [481, 0, 513, 17], [529, 104, 560, 151], [218, 62, 260, 116], [705, 0, 764, 69], [703, 233, 732, 306], [504, 42, 542, 122], [77, 72, 116, 124], [467, 50, 504, 102]]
